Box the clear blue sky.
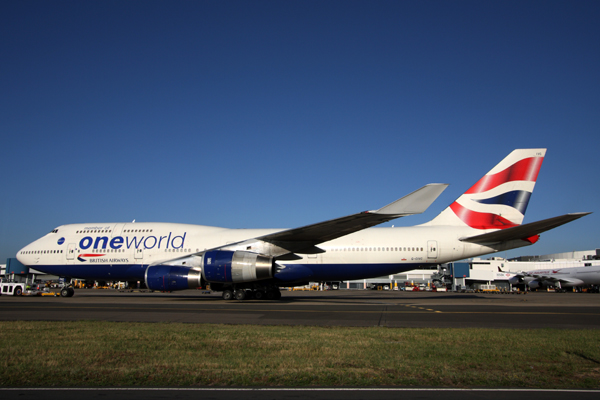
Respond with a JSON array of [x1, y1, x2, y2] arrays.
[[1, 0, 599, 262]]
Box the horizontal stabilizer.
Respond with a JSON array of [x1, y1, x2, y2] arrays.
[[460, 212, 591, 244]]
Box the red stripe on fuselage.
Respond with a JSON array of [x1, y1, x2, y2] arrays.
[[465, 156, 543, 194]]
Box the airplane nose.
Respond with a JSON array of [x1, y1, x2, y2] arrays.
[[16, 243, 36, 265], [16, 246, 27, 263]]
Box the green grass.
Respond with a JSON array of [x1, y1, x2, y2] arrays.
[[1, 321, 599, 388]]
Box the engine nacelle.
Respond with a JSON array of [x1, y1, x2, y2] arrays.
[[145, 265, 202, 291], [528, 279, 541, 289], [508, 276, 523, 285], [202, 250, 273, 283]]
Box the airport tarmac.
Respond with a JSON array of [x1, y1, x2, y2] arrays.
[[2, 290, 599, 399], [1, 289, 599, 329]]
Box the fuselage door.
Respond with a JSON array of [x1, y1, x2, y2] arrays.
[[135, 248, 144, 261], [427, 240, 438, 259], [112, 223, 125, 237], [67, 243, 76, 260]]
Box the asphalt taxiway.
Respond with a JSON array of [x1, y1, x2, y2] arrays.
[[2, 290, 599, 399], [1, 289, 599, 329]]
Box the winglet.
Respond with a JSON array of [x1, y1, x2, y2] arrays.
[[372, 183, 449, 215]]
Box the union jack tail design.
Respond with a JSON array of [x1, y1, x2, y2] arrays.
[[426, 149, 546, 230]]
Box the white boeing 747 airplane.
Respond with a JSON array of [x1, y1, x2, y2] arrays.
[[16, 149, 590, 300]]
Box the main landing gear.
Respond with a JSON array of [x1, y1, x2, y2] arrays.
[[60, 285, 75, 297], [221, 288, 282, 301]]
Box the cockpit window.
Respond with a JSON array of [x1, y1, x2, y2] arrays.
[[49, 229, 59, 234]]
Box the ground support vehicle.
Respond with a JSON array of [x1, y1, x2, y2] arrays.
[[0, 281, 25, 296]]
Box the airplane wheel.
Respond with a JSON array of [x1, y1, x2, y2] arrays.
[[222, 290, 234, 300], [235, 289, 247, 301], [67, 288, 75, 297], [14, 286, 23, 296], [274, 290, 282, 300], [253, 291, 265, 300], [266, 290, 276, 300], [60, 288, 70, 297]]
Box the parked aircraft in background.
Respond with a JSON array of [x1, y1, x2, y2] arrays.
[[509, 265, 600, 290], [16, 149, 590, 300]]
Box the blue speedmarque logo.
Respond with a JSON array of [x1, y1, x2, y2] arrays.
[[57, 237, 65, 245]]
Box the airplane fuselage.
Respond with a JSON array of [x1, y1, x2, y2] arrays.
[[17, 222, 530, 284]]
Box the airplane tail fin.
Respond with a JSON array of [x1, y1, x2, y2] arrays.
[[425, 149, 546, 230]]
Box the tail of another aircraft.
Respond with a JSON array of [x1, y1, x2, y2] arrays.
[[426, 149, 546, 230]]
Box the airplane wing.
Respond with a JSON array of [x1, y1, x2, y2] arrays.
[[460, 212, 591, 244], [527, 272, 584, 287], [222, 183, 448, 258], [529, 273, 555, 280], [151, 183, 448, 266]]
